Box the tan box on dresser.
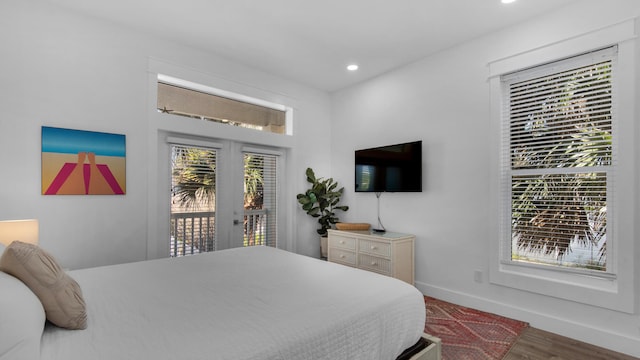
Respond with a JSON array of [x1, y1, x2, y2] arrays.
[[327, 229, 415, 285]]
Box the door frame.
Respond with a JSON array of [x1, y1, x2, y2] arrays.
[[145, 62, 296, 260]]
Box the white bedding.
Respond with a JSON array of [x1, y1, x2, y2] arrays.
[[40, 246, 425, 360]]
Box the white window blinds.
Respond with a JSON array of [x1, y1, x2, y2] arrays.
[[501, 46, 616, 273], [170, 145, 217, 256], [243, 151, 278, 248], [158, 83, 286, 134]]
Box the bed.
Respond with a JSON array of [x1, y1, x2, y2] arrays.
[[1, 244, 428, 360]]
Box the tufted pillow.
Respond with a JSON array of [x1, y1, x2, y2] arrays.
[[0, 241, 87, 329], [0, 271, 46, 360]]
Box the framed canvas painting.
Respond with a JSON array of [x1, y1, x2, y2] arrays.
[[41, 126, 126, 195]]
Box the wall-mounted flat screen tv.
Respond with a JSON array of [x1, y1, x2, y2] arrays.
[[355, 140, 422, 192]]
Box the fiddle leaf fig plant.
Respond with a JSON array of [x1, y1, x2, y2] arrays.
[[297, 167, 349, 236]]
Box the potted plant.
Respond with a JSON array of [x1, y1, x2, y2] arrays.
[[296, 167, 349, 258]]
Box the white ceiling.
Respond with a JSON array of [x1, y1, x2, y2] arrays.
[[47, 0, 580, 92]]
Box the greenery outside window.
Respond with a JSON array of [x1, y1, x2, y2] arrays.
[[243, 151, 278, 247], [500, 46, 616, 275], [170, 144, 217, 257]]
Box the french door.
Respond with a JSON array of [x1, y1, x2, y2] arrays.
[[169, 140, 280, 256]]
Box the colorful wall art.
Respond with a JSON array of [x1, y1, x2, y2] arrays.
[[42, 126, 126, 195]]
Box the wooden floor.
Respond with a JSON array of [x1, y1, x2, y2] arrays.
[[503, 327, 639, 360]]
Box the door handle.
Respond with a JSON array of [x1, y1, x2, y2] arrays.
[[233, 219, 241, 225]]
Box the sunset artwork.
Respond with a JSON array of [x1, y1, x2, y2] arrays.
[[42, 127, 126, 195]]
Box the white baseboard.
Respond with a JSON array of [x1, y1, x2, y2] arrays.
[[415, 281, 640, 358]]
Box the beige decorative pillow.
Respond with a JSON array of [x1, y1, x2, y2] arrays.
[[0, 241, 87, 330]]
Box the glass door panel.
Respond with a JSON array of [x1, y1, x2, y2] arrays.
[[170, 144, 217, 256], [243, 152, 277, 247]]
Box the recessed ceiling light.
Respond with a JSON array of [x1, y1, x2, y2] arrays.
[[347, 64, 359, 71], [501, 0, 516, 3]]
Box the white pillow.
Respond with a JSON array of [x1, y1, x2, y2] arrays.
[[0, 271, 46, 360], [0, 243, 5, 256]]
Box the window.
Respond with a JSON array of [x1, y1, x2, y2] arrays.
[[487, 19, 635, 311], [170, 144, 217, 256], [243, 151, 278, 247], [157, 82, 286, 134], [501, 47, 615, 275]]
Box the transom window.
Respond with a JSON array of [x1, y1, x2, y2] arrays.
[[157, 82, 286, 134]]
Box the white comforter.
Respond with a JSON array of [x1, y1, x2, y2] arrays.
[[41, 246, 425, 360]]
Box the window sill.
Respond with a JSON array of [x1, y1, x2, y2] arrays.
[[489, 261, 633, 313]]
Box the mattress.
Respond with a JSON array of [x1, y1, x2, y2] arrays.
[[40, 246, 425, 360]]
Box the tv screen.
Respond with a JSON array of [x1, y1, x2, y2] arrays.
[[355, 141, 422, 192]]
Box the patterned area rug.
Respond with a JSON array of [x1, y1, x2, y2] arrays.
[[424, 296, 528, 360]]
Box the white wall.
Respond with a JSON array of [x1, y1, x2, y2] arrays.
[[3, 0, 640, 356], [0, 0, 332, 269], [331, 0, 640, 357]]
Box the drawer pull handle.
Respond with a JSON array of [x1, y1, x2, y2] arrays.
[[371, 246, 378, 250], [370, 261, 378, 266], [340, 254, 346, 259], [339, 240, 345, 244]]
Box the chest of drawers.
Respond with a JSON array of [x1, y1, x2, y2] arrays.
[[327, 229, 415, 285]]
